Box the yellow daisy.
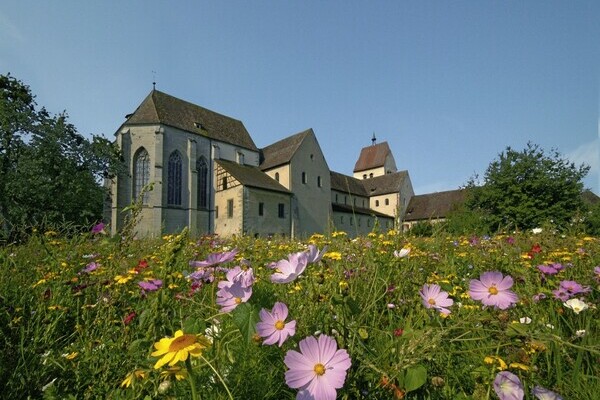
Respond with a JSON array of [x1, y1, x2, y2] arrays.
[[151, 330, 210, 369]]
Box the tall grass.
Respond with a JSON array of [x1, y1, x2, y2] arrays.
[[0, 229, 598, 399]]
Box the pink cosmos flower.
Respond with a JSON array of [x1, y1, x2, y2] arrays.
[[91, 222, 105, 234], [190, 249, 238, 268], [419, 284, 453, 315], [216, 281, 252, 313], [81, 262, 99, 274], [271, 251, 309, 284], [537, 263, 564, 275], [307, 245, 328, 264], [138, 279, 163, 292], [468, 271, 519, 310], [532, 386, 563, 400], [284, 334, 351, 400], [558, 280, 589, 295], [256, 302, 296, 347], [594, 266, 600, 282], [493, 371, 524, 400]]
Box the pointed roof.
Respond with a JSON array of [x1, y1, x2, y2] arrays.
[[215, 159, 291, 194], [259, 128, 314, 170], [362, 171, 410, 196], [330, 171, 368, 196], [122, 90, 258, 151], [353, 141, 393, 172], [404, 189, 468, 221]]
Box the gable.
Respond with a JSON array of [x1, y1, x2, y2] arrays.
[[259, 129, 313, 170]]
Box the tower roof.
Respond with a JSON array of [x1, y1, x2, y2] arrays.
[[259, 129, 314, 170], [353, 141, 392, 172]]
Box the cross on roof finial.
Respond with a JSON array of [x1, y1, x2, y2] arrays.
[[152, 70, 157, 90], [371, 132, 377, 145]]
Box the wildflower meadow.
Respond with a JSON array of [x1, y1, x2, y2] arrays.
[[1, 227, 599, 399]]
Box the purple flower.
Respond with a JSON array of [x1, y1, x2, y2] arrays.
[[271, 251, 309, 284], [91, 222, 105, 234], [537, 263, 564, 275], [218, 266, 254, 289], [558, 280, 589, 295], [256, 302, 296, 347], [186, 268, 215, 283], [307, 245, 328, 264], [216, 281, 252, 313], [532, 386, 563, 400], [468, 271, 519, 310], [594, 266, 600, 281], [190, 249, 238, 268], [493, 371, 524, 400], [284, 334, 351, 400], [81, 262, 99, 274], [532, 293, 547, 302], [419, 284, 453, 315], [138, 279, 162, 292]]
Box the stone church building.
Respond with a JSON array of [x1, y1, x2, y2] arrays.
[[108, 90, 415, 238]]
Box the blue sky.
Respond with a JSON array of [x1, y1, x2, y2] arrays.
[[2, 1, 599, 195]]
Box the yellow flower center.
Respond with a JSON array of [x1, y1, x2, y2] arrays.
[[428, 298, 436, 305], [488, 286, 499, 295], [314, 363, 326, 376], [275, 320, 285, 330], [234, 297, 242, 304], [168, 334, 197, 352]]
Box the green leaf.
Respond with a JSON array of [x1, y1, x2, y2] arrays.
[[404, 364, 427, 392], [231, 302, 259, 344]]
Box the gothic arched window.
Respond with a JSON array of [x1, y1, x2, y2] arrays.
[[167, 151, 182, 206], [133, 147, 150, 203], [196, 156, 208, 209]]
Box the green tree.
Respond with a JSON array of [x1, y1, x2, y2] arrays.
[[466, 142, 589, 231], [0, 73, 122, 237]]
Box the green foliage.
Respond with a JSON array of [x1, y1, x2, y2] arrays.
[[444, 205, 492, 236], [0, 73, 122, 239], [1, 230, 598, 399], [466, 142, 589, 231]]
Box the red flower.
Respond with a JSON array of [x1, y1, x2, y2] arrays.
[[393, 328, 404, 337], [123, 311, 136, 325], [135, 259, 149, 273]]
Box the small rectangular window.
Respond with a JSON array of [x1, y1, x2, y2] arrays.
[[227, 199, 233, 218], [317, 176, 322, 187], [278, 203, 285, 218], [222, 176, 228, 190], [302, 172, 307, 184], [215, 206, 219, 219], [259, 202, 264, 216]]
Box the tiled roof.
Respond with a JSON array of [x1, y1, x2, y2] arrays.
[[215, 159, 291, 194], [123, 90, 258, 151], [582, 190, 600, 205], [404, 189, 468, 221], [361, 171, 409, 196], [353, 141, 392, 172], [330, 171, 368, 196], [332, 203, 392, 218], [259, 129, 313, 170]]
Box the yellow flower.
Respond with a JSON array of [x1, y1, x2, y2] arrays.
[[325, 252, 342, 260], [160, 366, 187, 381], [121, 369, 147, 388], [63, 352, 78, 360], [484, 355, 507, 370], [114, 275, 133, 284], [509, 362, 530, 371], [151, 330, 210, 369]]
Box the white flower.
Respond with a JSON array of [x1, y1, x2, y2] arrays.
[[393, 248, 411, 258], [519, 317, 532, 324], [545, 324, 555, 329], [575, 329, 586, 338], [532, 228, 543, 234], [563, 298, 588, 314]]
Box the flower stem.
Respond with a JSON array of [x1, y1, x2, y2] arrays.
[[185, 358, 200, 400]]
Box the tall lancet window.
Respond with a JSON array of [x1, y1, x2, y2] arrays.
[[196, 156, 208, 209], [167, 151, 182, 206], [133, 147, 150, 204]]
